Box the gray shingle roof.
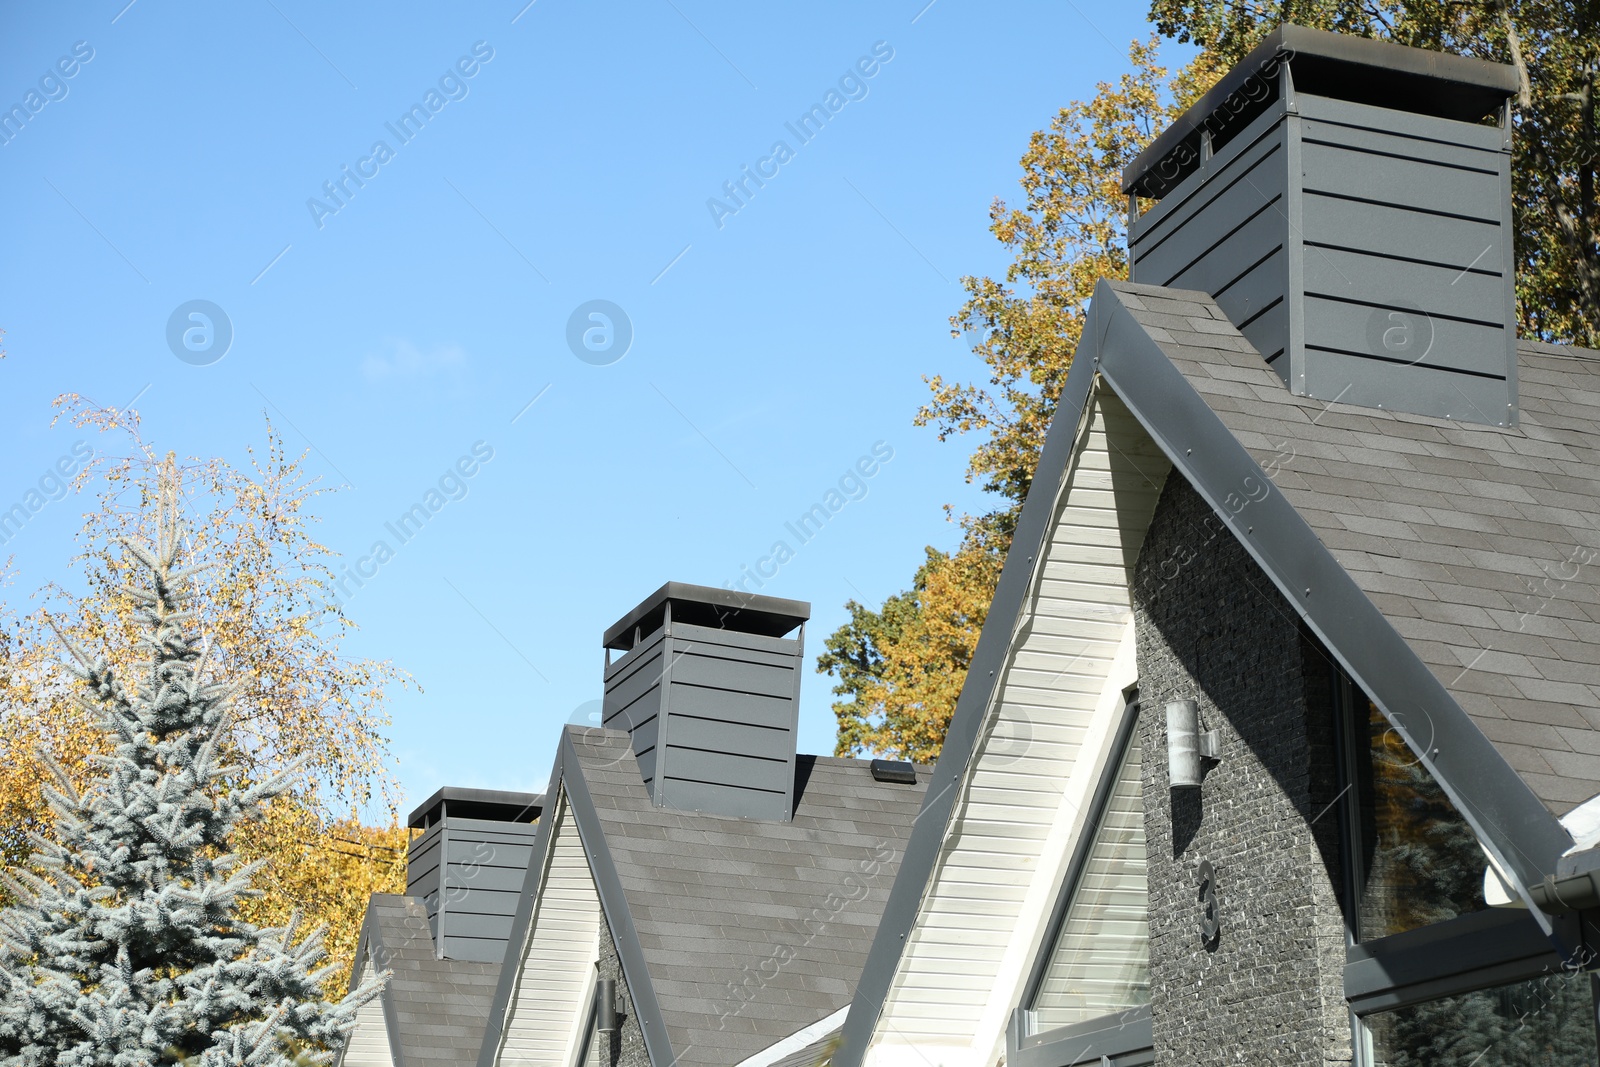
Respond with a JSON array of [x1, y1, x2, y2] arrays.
[[566, 731, 929, 1067], [1109, 279, 1600, 816], [362, 894, 502, 1067]]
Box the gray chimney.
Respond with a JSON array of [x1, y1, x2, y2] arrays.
[[1123, 25, 1521, 426], [602, 582, 809, 821], [405, 787, 542, 961]]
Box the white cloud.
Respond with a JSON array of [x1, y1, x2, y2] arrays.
[[361, 339, 466, 382]]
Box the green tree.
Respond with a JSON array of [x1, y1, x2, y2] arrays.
[[0, 400, 410, 993], [1147, 0, 1598, 346], [0, 463, 381, 1065]]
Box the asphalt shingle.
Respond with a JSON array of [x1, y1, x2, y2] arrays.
[[360, 895, 501, 1067], [566, 732, 929, 1067], [1111, 279, 1600, 815]]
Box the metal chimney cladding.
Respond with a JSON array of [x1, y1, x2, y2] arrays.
[[1123, 24, 1522, 426], [404, 786, 543, 962], [601, 582, 810, 822]]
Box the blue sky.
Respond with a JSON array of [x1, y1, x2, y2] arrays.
[[0, 1, 1190, 818]]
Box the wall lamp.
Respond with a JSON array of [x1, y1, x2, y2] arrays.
[[1167, 699, 1220, 788], [596, 975, 618, 1037]]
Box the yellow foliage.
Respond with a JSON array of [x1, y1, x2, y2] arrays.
[[0, 398, 410, 993], [825, 40, 1220, 764]]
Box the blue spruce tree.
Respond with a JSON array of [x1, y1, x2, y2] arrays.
[[0, 478, 382, 1066]]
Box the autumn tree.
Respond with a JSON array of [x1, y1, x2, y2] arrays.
[[1147, 0, 1598, 346], [823, 40, 1218, 760], [0, 462, 381, 1065], [0, 398, 410, 992]]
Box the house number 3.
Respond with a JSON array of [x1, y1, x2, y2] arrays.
[[1197, 858, 1220, 944]]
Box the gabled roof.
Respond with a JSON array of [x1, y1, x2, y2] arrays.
[[1103, 281, 1600, 821], [836, 279, 1600, 1067], [481, 726, 930, 1067], [350, 895, 502, 1067]]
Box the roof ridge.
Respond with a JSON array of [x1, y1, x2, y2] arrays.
[[1518, 337, 1600, 364]]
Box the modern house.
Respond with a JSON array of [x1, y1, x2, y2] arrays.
[[826, 24, 1600, 1067], [340, 582, 931, 1067], [342, 22, 1600, 1067], [342, 788, 543, 1067]]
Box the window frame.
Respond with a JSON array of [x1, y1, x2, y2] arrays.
[[1330, 673, 1600, 1061]]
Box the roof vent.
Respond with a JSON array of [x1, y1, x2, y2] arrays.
[[870, 759, 918, 784], [404, 787, 541, 962], [602, 582, 809, 821], [1123, 24, 1521, 426]]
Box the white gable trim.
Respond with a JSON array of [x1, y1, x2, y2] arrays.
[[863, 382, 1167, 1067], [493, 788, 604, 1067]]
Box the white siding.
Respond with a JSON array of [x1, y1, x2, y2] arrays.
[[340, 958, 395, 1067], [494, 790, 603, 1067], [865, 383, 1168, 1067]]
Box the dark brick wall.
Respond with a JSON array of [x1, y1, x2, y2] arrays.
[[1132, 474, 1351, 1066], [599, 918, 651, 1067]]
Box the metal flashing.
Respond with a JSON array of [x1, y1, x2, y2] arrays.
[[406, 786, 544, 829], [1008, 1004, 1153, 1067], [1343, 907, 1565, 1014]]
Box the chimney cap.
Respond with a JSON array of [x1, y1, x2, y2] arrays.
[[1123, 23, 1520, 197], [406, 786, 544, 829], [602, 581, 810, 650]]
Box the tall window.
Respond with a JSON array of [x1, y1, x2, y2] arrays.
[[1336, 678, 1600, 1064], [1344, 692, 1488, 941], [1028, 721, 1149, 1030]]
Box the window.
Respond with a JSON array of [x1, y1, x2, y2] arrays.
[[1028, 715, 1150, 1031], [1363, 971, 1599, 1066], [1341, 686, 1488, 941], [1332, 675, 1600, 1063]]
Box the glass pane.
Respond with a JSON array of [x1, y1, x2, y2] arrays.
[[1366, 970, 1599, 1066], [1029, 725, 1149, 1030], [1353, 697, 1489, 940]]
